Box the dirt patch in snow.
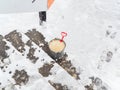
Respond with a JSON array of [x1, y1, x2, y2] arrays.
[[26, 40, 33, 47], [49, 81, 69, 90], [26, 40, 39, 63], [38, 63, 54, 77], [27, 47, 39, 63], [25, 29, 45, 47], [85, 84, 94, 90], [0, 35, 9, 62], [5, 30, 25, 53], [12, 70, 29, 85]]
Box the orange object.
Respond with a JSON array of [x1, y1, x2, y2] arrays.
[[48, 0, 54, 9]]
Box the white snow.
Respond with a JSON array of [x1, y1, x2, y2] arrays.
[[0, 0, 120, 90]]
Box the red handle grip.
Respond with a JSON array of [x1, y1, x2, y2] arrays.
[[60, 32, 67, 42]]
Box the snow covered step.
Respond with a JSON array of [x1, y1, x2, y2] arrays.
[[25, 29, 80, 80], [1, 31, 55, 89], [22, 30, 84, 89], [0, 51, 56, 90], [3, 30, 84, 89], [43, 63, 84, 90], [22, 31, 84, 89]]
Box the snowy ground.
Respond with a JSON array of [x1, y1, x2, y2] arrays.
[[0, 0, 120, 90]]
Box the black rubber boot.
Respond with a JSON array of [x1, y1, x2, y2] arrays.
[[39, 11, 46, 25]]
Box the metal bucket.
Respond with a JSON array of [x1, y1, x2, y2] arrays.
[[48, 38, 66, 60]]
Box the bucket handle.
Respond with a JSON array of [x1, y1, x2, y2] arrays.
[[60, 32, 67, 42]]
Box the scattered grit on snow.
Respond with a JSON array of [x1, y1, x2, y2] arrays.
[[0, 0, 120, 90]]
